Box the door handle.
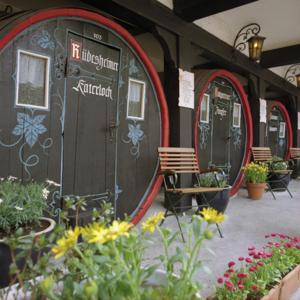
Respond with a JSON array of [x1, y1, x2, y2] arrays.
[[109, 122, 118, 139]]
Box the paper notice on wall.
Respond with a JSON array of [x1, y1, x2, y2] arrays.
[[298, 112, 300, 130], [260, 99, 267, 123], [178, 69, 194, 109]]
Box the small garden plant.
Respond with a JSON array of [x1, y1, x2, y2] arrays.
[[271, 155, 289, 171], [215, 233, 300, 300], [198, 173, 228, 188], [243, 162, 269, 184], [0, 177, 57, 235]]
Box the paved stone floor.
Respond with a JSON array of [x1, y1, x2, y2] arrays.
[[141, 179, 300, 299]]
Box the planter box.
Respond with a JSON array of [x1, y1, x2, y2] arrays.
[[261, 264, 300, 300], [207, 265, 300, 300]]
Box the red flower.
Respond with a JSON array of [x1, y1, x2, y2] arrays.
[[238, 257, 244, 261], [257, 261, 264, 266], [228, 261, 235, 268], [248, 246, 255, 251], [249, 266, 257, 273], [249, 251, 256, 256], [245, 258, 253, 263], [271, 233, 277, 237], [251, 284, 258, 291], [227, 268, 235, 273], [238, 284, 244, 290], [225, 280, 234, 292], [217, 277, 224, 284], [224, 273, 230, 278], [237, 273, 248, 279]]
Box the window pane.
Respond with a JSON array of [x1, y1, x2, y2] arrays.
[[279, 122, 286, 138], [200, 94, 209, 123], [17, 51, 48, 108], [233, 103, 241, 127], [127, 79, 145, 119]]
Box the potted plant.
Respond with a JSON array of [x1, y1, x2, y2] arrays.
[[0, 205, 225, 299], [268, 156, 292, 191], [243, 162, 269, 200], [212, 233, 300, 300], [0, 177, 56, 287], [195, 173, 231, 213]]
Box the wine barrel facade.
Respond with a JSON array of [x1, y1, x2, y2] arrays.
[[194, 69, 253, 196], [265, 101, 292, 159], [0, 8, 169, 222]]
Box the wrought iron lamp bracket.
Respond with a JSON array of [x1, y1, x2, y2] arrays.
[[284, 64, 300, 85], [233, 23, 261, 52]]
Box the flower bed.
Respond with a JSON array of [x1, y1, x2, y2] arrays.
[[214, 233, 300, 300]]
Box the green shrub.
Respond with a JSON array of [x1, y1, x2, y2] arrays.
[[0, 177, 49, 234]]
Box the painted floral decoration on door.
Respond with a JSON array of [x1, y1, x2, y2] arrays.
[[122, 122, 145, 158], [0, 110, 52, 178]]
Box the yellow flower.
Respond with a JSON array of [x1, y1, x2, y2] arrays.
[[52, 227, 81, 259], [82, 221, 132, 244], [105, 220, 133, 241], [81, 223, 109, 244], [142, 212, 165, 233], [201, 207, 225, 224]]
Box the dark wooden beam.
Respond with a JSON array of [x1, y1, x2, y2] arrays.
[[173, 0, 258, 22], [81, 0, 300, 97], [261, 44, 300, 68]]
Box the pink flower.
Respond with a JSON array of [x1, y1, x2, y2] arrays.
[[227, 268, 235, 273], [225, 280, 235, 292], [237, 273, 248, 279], [257, 261, 264, 266], [238, 284, 244, 290], [224, 273, 230, 278], [271, 233, 277, 237], [249, 266, 257, 273], [248, 246, 255, 251], [217, 277, 224, 284], [245, 258, 253, 263], [249, 250, 256, 256], [228, 261, 235, 268], [238, 257, 244, 261]]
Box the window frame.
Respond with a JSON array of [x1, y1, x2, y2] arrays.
[[126, 78, 146, 121], [15, 49, 50, 110], [200, 93, 210, 123], [232, 102, 241, 128]]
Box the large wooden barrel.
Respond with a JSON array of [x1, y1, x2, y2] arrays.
[[0, 8, 169, 223], [194, 69, 253, 196], [266, 101, 292, 159]]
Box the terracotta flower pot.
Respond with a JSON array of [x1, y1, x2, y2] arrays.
[[246, 182, 266, 200]]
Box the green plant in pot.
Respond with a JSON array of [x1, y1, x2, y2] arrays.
[[243, 162, 268, 200], [0, 176, 57, 287], [195, 172, 231, 213], [268, 156, 292, 191]]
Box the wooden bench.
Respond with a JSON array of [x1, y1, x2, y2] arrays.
[[251, 147, 293, 199], [158, 147, 225, 240], [290, 148, 300, 160]]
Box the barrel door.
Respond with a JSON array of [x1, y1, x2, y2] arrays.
[[195, 70, 253, 196], [62, 33, 120, 205], [266, 101, 292, 159]]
